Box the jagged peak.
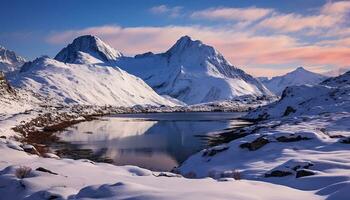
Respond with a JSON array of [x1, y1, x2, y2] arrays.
[[295, 66, 306, 71], [54, 35, 123, 63], [166, 35, 217, 56]]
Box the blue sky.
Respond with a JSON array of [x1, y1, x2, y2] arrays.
[[1, 0, 349, 76]]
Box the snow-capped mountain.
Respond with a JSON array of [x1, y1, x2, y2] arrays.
[[55, 35, 123, 64], [12, 56, 175, 107], [247, 70, 350, 119], [114, 36, 272, 104], [0, 46, 26, 73], [260, 67, 327, 95]]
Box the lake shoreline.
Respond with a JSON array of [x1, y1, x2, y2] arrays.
[[13, 108, 249, 171]]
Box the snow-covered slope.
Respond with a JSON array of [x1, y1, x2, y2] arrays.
[[113, 36, 272, 104], [260, 67, 327, 95], [55, 35, 123, 64], [0, 46, 26, 73], [11, 56, 174, 107], [178, 71, 350, 200], [247, 70, 350, 120]]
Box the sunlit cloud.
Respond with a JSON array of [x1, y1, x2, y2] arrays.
[[321, 1, 350, 16], [45, 1, 350, 77], [257, 13, 339, 33], [191, 7, 273, 22], [149, 5, 183, 17], [46, 24, 350, 76]]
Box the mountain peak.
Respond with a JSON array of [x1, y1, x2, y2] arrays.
[[177, 35, 193, 43], [166, 35, 218, 58], [261, 66, 327, 95], [54, 35, 123, 64], [0, 46, 26, 73], [294, 66, 307, 72]]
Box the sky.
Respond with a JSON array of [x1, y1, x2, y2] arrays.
[[1, 0, 350, 77]]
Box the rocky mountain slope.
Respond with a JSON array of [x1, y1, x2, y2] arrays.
[[260, 67, 327, 95], [0, 46, 26, 73]]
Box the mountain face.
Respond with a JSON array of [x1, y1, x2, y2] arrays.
[[247, 70, 350, 120], [12, 56, 174, 107], [260, 67, 327, 95], [114, 36, 272, 104], [0, 46, 26, 73], [0, 72, 14, 95], [54, 35, 123, 64]]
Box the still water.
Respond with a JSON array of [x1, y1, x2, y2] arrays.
[[51, 112, 247, 171]]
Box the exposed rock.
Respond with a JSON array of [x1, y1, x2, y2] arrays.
[[276, 135, 311, 142], [296, 169, 316, 178], [265, 170, 293, 177], [240, 136, 269, 151], [283, 106, 296, 116], [202, 145, 229, 157], [0, 72, 14, 94], [340, 137, 350, 144], [21, 144, 40, 155], [35, 167, 58, 175]]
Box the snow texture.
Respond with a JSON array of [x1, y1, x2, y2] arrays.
[[11, 56, 175, 107], [260, 67, 327, 95]]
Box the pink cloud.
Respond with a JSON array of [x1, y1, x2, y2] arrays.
[[46, 25, 350, 77], [191, 7, 273, 21], [257, 13, 339, 32], [321, 1, 350, 16], [149, 5, 183, 17]]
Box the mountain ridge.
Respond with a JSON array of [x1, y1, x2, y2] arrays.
[[115, 35, 273, 104], [259, 67, 327, 95], [0, 46, 26, 73]]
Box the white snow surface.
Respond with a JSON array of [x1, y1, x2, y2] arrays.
[[260, 67, 327, 95], [114, 36, 273, 104], [10, 56, 175, 107], [56, 35, 273, 105], [178, 71, 350, 200], [55, 35, 123, 63], [0, 46, 26, 73], [0, 139, 321, 200], [247, 70, 350, 119]]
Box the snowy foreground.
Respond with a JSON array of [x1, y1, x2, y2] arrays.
[[179, 72, 350, 200], [0, 104, 319, 200], [0, 76, 348, 200]]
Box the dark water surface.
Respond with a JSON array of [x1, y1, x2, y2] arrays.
[[51, 112, 248, 171]]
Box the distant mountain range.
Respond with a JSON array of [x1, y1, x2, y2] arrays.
[[248, 70, 350, 119], [10, 35, 341, 107], [54, 35, 272, 105], [0, 46, 26, 74], [258, 67, 327, 95]]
